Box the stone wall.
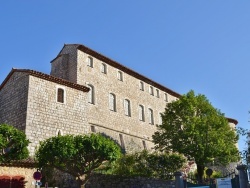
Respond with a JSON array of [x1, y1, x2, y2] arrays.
[[0, 72, 29, 131], [0, 166, 37, 188], [26, 75, 89, 155], [51, 44, 178, 152], [86, 174, 176, 188]]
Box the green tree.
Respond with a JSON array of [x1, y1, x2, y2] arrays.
[[152, 90, 239, 183], [35, 133, 121, 188], [112, 150, 186, 179], [0, 124, 29, 163]]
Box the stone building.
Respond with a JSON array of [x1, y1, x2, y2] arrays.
[[0, 44, 238, 186]]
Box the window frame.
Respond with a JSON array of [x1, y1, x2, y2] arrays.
[[164, 93, 168, 102], [56, 86, 66, 104], [109, 93, 116, 112], [101, 63, 107, 74], [149, 86, 154, 96], [139, 81, 144, 91], [87, 84, 95, 104], [156, 89, 160, 98], [139, 105, 145, 121], [87, 56, 93, 67], [148, 108, 154, 125], [124, 99, 131, 117], [117, 71, 123, 81]]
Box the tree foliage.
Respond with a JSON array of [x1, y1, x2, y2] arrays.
[[152, 90, 239, 182], [111, 150, 186, 179], [0, 124, 29, 163], [35, 133, 121, 187]]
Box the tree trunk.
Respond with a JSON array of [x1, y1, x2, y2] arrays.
[[196, 164, 205, 184], [77, 176, 89, 188]]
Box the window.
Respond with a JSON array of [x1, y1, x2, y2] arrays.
[[87, 56, 93, 67], [156, 89, 160, 98], [109, 93, 116, 111], [139, 105, 145, 121], [91, 125, 96, 133], [57, 88, 65, 103], [101, 63, 107, 74], [164, 93, 168, 102], [119, 134, 125, 149], [142, 140, 147, 150], [56, 129, 63, 136], [124, 99, 131, 117], [148, 108, 154, 125], [118, 71, 123, 81], [149, 86, 154, 96], [139, 81, 144, 91], [87, 84, 95, 104], [159, 113, 162, 125]]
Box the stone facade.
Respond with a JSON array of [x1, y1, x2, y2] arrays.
[[0, 69, 90, 156], [0, 43, 238, 187], [0, 166, 36, 188], [50, 44, 181, 152]]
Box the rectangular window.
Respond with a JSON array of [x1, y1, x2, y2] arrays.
[[87, 56, 93, 67], [91, 126, 96, 133], [142, 140, 147, 150], [124, 99, 131, 117], [149, 108, 154, 125], [109, 93, 116, 111], [101, 63, 107, 74], [156, 89, 160, 98], [119, 134, 125, 149], [149, 86, 154, 96], [139, 105, 145, 121], [139, 81, 144, 91], [57, 88, 65, 103], [118, 71, 123, 81], [164, 93, 168, 102]]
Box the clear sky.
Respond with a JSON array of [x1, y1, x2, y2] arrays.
[[0, 1, 249, 152]]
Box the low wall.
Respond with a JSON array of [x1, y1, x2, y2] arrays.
[[0, 166, 37, 188], [86, 174, 175, 188]]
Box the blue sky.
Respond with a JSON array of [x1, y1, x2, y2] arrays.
[[0, 1, 249, 152]]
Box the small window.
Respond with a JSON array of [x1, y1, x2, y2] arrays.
[[109, 93, 116, 111], [87, 84, 95, 104], [57, 88, 65, 103], [56, 129, 63, 136], [119, 134, 125, 149], [139, 81, 144, 91], [164, 93, 168, 102], [149, 86, 154, 96], [142, 140, 147, 150], [159, 113, 162, 124], [156, 89, 160, 98], [124, 99, 131, 117], [118, 71, 123, 81], [101, 63, 107, 74], [91, 125, 96, 133], [87, 56, 93, 67], [148, 108, 154, 125], [139, 105, 145, 121]]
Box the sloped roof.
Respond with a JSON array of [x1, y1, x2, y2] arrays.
[[0, 69, 89, 92], [59, 43, 182, 98]]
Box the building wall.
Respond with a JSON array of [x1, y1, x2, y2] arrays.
[[25, 75, 89, 155], [52, 45, 178, 152], [0, 166, 37, 188], [0, 72, 29, 131]]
